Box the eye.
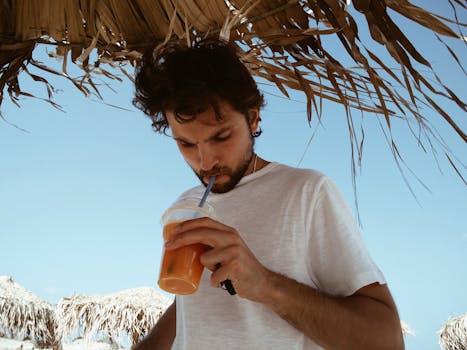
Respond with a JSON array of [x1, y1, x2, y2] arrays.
[[214, 133, 231, 142], [178, 141, 195, 148]]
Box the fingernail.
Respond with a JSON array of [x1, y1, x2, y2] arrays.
[[165, 240, 173, 248]]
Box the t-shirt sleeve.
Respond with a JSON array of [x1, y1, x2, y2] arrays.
[[306, 176, 386, 297]]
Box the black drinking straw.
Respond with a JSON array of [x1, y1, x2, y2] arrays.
[[198, 176, 237, 296]]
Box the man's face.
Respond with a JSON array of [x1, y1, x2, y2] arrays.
[[166, 100, 259, 193]]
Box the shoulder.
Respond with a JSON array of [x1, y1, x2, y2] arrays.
[[266, 162, 323, 179], [256, 163, 343, 208], [267, 162, 333, 192]]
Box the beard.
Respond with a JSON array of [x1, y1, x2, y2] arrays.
[[193, 136, 255, 194]]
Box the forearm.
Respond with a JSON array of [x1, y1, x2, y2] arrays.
[[132, 301, 176, 350], [259, 271, 403, 350]]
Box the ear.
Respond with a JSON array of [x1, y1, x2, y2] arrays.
[[248, 109, 260, 133]]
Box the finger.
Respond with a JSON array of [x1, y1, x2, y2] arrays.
[[210, 264, 235, 289], [165, 227, 239, 250], [200, 245, 238, 271], [174, 216, 235, 234]]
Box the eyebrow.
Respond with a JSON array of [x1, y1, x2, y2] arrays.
[[173, 126, 232, 144]]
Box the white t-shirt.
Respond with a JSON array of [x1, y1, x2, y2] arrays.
[[170, 162, 385, 350]]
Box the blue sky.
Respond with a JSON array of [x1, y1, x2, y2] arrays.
[[0, 2, 466, 350]]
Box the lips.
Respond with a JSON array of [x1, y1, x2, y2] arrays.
[[202, 173, 220, 178], [203, 176, 213, 184], [200, 166, 230, 178], [201, 171, 226, 179], [203, 174, 228, 184]]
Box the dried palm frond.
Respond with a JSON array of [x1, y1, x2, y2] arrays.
[[0, 0, 465, 181], [56, 287, 171, 347], [0, 276, 58, 349], [439, 313, 467, 350]]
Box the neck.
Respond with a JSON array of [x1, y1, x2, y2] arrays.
[[245, 153, 257, 176], [247, 153, 269, 176]]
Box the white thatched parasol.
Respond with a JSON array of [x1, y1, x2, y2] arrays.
[[401, 320, 415, 337], [0, 276, 58, 348], [56, 287, 171, 348], [0, 337, 126, 350], [439, 313, 467, 350]]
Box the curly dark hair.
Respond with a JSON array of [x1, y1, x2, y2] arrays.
[[133, 39, 265, 135]]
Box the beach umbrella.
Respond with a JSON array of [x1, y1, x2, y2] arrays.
[[56, 287, 171, 347], [0, 337, 122, 350], [401, 320, 414, 337], [439, 313, 467, 350], [0, 0, 465, 181], [0, 275, 58, 349]]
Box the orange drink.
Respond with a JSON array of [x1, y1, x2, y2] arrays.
[[157, 198, 214, 295], [158, 221, 208, 294]]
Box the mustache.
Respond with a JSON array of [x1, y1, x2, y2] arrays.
[[199, 166, 230, 178]]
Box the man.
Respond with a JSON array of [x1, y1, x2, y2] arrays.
[[132, 39, 404, 350]]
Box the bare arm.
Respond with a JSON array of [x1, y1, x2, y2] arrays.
[[132, 300, 176, 350], [260, 272, 404, 350]]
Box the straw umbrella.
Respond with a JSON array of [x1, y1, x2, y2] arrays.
[[439, 313, 467, 350], [56, 287, 171, 348], [0, 1, 465, 181], [0, 275, 58, 349], [400, 320, 415, 337]]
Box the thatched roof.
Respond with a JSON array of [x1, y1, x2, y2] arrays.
[[56, 287, 171, 347], [439, 313, 467, 350], [0, 0, 465, 179], [0, 276, 58, 348]]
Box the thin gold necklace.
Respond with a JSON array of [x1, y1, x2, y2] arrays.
[[252, 153, 258, 173]]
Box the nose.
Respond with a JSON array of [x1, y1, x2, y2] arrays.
[[198, 144, 218, 172]]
